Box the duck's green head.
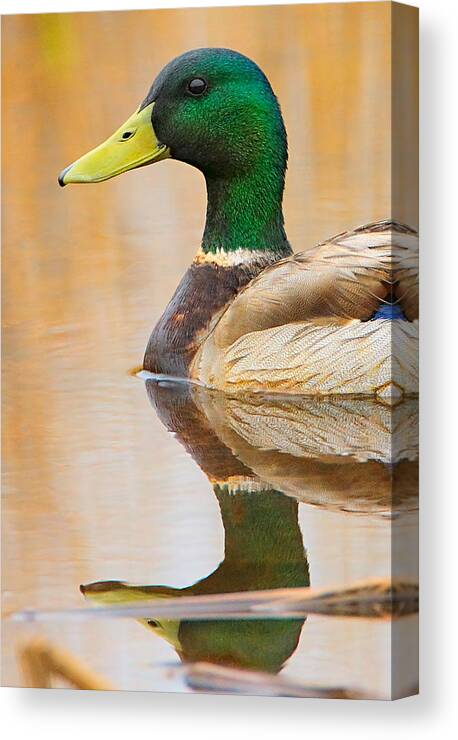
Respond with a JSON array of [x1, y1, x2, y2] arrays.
[[59, 47, 286, 184], [59, 48, 289, 254]]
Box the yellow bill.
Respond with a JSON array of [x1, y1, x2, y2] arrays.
[[80, 581, 182, 651], [58, 102, 169, 186]]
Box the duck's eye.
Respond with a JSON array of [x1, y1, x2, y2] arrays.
[[187, 78, 208, 97], [120, 130, 135, 141]]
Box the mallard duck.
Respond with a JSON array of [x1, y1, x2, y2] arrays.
[[82, 485, 309, 674], [81, 379, 309, 672], [59, 48, 418, 399], [80, 379, 417, 676], [146, 379, 418, 516]]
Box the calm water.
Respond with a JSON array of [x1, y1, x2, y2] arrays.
[[2, 6, 418, 697]]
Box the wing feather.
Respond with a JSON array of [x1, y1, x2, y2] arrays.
[[210, 220, 418, 350], [191, 220, 418, 396], [195, 318, 418, 396]]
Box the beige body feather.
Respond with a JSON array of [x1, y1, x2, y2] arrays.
[[191, 220, 418, 397]]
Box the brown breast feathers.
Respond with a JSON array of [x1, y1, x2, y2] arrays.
[[143, 260, 267, 377]]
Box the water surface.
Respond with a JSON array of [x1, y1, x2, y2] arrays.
[[2, 5, 418, 698]]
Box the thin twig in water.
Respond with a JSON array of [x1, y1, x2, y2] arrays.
[[10, 579, 418, 624], [182, 662, 368, 700], [19, 638, 113, 690]]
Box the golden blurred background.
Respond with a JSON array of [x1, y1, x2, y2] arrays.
[[2, 3, 418, 693]]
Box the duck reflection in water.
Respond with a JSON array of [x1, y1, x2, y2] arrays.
[[146, 379, 418, 516], [81, 380, 418, 674], [82, 381, 311, 673]]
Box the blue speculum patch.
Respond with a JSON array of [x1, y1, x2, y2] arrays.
[[370, 302, 407, 320]]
